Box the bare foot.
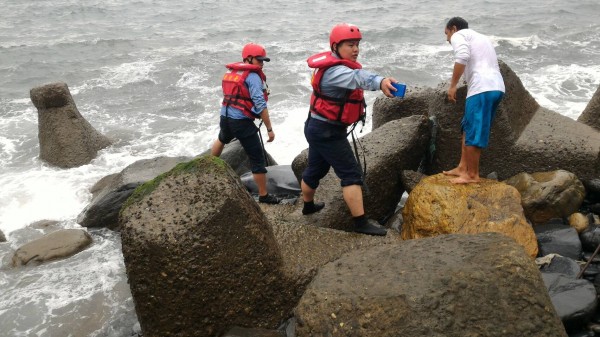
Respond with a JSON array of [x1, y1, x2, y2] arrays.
[[450, 175, 480, 184], [443, 167, 464, 176]]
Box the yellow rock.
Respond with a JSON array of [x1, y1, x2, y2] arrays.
[[401, 174, 538, 257], [568, 212, 589, 233]]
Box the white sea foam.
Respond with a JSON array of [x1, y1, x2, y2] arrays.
[[73, 59, 161, 92], [521, 63, 600, 119], [176, 67, 210, 90], [491, 34, 550, 50], [0, 229, 136, 337]]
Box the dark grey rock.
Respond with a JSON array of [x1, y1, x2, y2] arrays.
[[582, 264, 600, 278], [240, 165, 300, 197], [78, 183, 141, 230], [583, 252, 600, 263], [487, 171, 499, 180], [400, 170, 427, 193], [295, 233, 567, 337], [30, 82, 112, 168], [542, 273, 597, 331], [582, 179, 600, 203], [535, 223, 582, 260], [11, 229, 92, 267], [0, 229, 5, 243], [383, 209, 403, 232], [591, 204, 600, 215], [581, 225, 600, 252], [540, 255, 582, 278], [78, 156, 191, 230]]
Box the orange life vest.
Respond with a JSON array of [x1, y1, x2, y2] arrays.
[[307, 52, 366, 125], [222, 62, 268, 119]]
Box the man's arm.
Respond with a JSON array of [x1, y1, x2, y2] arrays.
[[448, 62, 466, 103], [246, 73, 274, 141], [324, 66, 396, 98], [259, 108, 274, 142], [448, 32, 469, 103]]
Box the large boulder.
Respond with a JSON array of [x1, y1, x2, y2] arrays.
[[578, 85, 600, 131], [542, 273, 598, 331], [120, 156, 298, 337], [504, 170, 586, 225], [401, 173, 538, 257], [30, 82, 112, 168], [294, 233, 566, 337], [0, 229, 5, 243], [534, 222, 582, 260], [78, 156, 191, 229], [11, 229, 92, 267], [291, 115, 430, 231], [262, 202, 403, 280], [372, 61, 600, 181]]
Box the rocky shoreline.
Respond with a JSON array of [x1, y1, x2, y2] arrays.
[[3, 60, 600, 336]]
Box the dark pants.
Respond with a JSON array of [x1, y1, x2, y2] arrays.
[[218, 116, 267, 174], [301, 117, 363, 189]]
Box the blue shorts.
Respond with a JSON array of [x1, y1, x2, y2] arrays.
[[218, 116, 267, 174], [462, 91, 504, 148], [301, 118, 363, 189]]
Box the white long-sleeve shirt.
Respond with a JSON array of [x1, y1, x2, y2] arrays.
[[450, 29, 505, 98]]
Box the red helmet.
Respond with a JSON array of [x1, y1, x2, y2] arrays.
[[242, 43, 270, 62], [329, 23, 362, 48]]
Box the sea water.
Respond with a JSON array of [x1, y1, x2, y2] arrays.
[[1, 0, 599, 335]]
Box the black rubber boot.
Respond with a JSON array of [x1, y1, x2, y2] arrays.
[[302, 201, 325, 215], [353, 215, 387, 236], [258, 194, 280, 204]]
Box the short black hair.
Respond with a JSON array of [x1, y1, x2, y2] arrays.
[[446, 17, 469, 31]]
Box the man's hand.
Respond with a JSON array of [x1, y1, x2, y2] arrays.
[[380, 77, 398, 98], [447, 86, 457, 103], [267, 129, 275, 142]]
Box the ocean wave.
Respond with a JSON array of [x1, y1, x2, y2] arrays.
[[491, 34, 550, 50], [521, 63, 600, 119], [72, 59, 161, 92], [0, 228, 137, 337]]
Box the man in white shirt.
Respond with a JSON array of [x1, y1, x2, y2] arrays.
[[443, 17, 505, 184]]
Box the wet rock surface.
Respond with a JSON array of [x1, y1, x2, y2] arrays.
[[535, 222, 582, 260], [542, 273, 597, 332], [11, 229, 92, 267], [505, 170, 586, 225], [295, 233, 566, 337]]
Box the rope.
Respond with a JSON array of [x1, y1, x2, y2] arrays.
[[349, 123, 368, 194], [257, 120, 270, 167]]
